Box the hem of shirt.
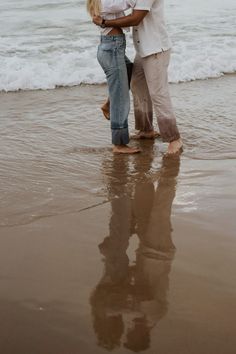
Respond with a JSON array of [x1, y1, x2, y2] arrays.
[[137, 46, 172, 58], [101, 27, 130, 35], [134, 6, 151, 11]]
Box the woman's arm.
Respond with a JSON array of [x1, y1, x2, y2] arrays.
[[101, 0, 136, 14]]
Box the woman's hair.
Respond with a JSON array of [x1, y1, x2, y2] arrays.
[[87, 0, 101, 17]]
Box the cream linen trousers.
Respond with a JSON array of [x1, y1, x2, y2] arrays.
[[131, 49, 180, 142]]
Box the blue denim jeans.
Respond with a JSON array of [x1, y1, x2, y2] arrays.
[[97, 34, 130, 145]]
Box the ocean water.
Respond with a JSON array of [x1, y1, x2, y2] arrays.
[[0, 75, 236, 227], [0, 0, 236, 91], [0, 0, 236, 227], [1, 3, 236, 352]]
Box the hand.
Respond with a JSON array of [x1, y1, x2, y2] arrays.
[[93, 15, 103, 26]]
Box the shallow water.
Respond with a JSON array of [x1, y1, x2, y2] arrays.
[[1, 2, 236, 352], [1, 152, 235, 354], [0, 75, 235, 227], [0, 76, 236, 353]]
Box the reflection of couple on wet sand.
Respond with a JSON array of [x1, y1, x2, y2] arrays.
[[87, 0, 183, 155], [90, 145, 180, 351]]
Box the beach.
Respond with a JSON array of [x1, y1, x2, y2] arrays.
[[0, 75, 236, 353]]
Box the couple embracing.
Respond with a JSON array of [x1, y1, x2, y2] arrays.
[[87, 0, 183, 155]]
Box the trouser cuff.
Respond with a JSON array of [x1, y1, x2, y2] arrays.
[[162, 133, 181, 143], [112, 128, 129, 145]]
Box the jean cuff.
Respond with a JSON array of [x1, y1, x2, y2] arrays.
[[112, 128, 129, 145]]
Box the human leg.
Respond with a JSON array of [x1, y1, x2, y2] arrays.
[[97, 35, 140, 153], [131, 54, 157, 137], [101, 55, 133, 121], [142, 50, 182, 153], [101, 98, 110, 120]]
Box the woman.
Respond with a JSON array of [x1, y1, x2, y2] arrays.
[[87, 0, 140, 154]]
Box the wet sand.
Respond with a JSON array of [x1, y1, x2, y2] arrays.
[[0, 75, 236, 354]]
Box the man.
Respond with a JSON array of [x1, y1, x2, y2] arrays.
[[94, 0, 183, 155]]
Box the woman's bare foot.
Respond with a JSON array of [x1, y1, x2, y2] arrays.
[[166, 138, 183, 155], [113, 145, 141, 154], [131, 130, 160, 139], [101, 99, 110, 120]]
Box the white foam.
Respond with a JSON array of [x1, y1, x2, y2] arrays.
[[169, 40, 236, 83], [0, 51, 105, 92], [1, 42, 235, 92]]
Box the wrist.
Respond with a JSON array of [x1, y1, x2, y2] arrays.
[[100, 18, 106, 28]]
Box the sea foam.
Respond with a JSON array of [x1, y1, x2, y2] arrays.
[[1, 43, 235, 92]]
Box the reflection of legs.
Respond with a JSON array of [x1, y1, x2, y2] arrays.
[[132, 141, 155, 236], [91, 239, 127, 350], [124, 317, 151, 352], [99, 195, 131, 283], [141, 156, 179, 253], [132, 158, 180, 328], [131, 55, 159, 139], [90, 157, 132, 350], [133, 181, 154, 237]]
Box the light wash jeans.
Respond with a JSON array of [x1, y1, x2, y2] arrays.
[[97, 34, 131, 145]]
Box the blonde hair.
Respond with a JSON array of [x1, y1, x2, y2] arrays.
[[86, 0, 101, 17]]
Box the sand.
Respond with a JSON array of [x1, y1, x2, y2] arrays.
[[0, 75, 236, 354]]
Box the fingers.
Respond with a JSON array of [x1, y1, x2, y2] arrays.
[[93, 15, 102, 25]]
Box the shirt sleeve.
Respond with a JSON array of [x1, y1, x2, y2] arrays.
[[102, 0, 136, 13], [134, 0, 155, 11]]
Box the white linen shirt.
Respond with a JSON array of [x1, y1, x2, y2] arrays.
[[133, 0, 171, 57], [100, 0, 136, 35]]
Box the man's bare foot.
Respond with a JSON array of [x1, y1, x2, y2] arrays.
[[131, 130, 160, 140], [101, 100, 110, 120], [166, 138, 183, 155], [113, 145, 141, 154]]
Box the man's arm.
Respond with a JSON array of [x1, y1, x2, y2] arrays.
[[102, 0, 136, 14], [93, 10, 149, 28]]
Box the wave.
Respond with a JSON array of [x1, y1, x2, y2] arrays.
[[1, 41, 236, 92], [1, 0, 236, 92]]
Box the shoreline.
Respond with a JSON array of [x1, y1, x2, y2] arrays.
[[0, 72, 236, 95]]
